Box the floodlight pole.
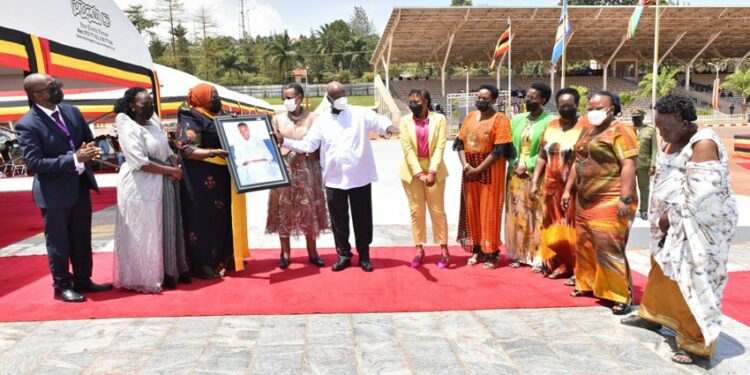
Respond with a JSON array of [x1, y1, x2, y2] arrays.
[[507, 18, 512, 117], [651, 2, 660, 125]]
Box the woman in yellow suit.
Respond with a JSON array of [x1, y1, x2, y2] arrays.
[[399, 89, 450, 269]]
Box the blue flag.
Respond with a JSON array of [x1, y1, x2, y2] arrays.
[[551, 0, 571, 64]]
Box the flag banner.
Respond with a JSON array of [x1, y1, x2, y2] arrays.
[[627, 0, 656, 40], [494, 29, 511, 58], [551, 0, 571, 64], [712, 78, 721, 110]]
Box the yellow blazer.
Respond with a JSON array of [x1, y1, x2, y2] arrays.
[[398, 111, 449, 183]]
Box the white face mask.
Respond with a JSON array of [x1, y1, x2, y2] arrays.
[[332, 96, 348, 111], [284, 98, 298, 112], [587, 109, 609, 127]]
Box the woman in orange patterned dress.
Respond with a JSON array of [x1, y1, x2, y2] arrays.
[[531, 88, 588, 280], [562, 91, 638, 315], [454, 84, 515, 269]]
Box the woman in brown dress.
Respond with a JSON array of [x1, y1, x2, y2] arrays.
[[266, 83, 329, 269]]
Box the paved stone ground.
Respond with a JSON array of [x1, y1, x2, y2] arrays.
[[1, 141, 749, 374]]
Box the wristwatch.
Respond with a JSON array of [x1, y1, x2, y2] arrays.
[[619, 196, 633, 204]]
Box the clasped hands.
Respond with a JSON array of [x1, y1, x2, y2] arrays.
[[418, 172, 436, 187], [75, 142, 102, 163]]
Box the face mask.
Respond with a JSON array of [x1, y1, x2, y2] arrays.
[[209, 97, 222, 113], [409, 103, 423, 116], [284, 98, 298, 112], [47, 83, 64, 105], [138, 104, 155, 120], [525, 100, 540, 112], [475, 100, 490, 112], [632, 116, 644, 126], [587, 109, 609, 127], [332, 96, 348, 111], [558, 105, 577, 120]]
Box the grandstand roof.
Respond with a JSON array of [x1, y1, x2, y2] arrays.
[[371, 6, 750, 66]]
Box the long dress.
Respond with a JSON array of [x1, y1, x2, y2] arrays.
[[178, 108, 234, 273], [266, 111, 330, 238], [114, 113, 171, 293], [573, 121, 638, 304], [456, 111, 514, 254], [505, 111, 553, 265], [537, 118, 588, 275], [639, 128, 737, 357]]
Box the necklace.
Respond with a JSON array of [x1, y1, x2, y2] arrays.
[[288, 111, 305, 124]]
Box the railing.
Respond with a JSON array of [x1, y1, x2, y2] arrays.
[[229, 83, 375, 99], [695, 113, 748, 126], [374, 75, 402, 126]]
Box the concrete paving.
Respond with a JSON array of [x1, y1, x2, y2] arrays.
[[1, 140, 749, 374]]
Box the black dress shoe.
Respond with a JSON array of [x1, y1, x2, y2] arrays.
[[74, 280, 113, 293], [308, 256, 325, 267], [162, 275, 177, 290], [359, 260, 374, 272], [278, 257, 290, 269], [332, 257, 351, 272], [178, 271, 192, 284], [54, 288, 86, 303]]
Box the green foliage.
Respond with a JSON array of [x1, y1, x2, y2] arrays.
[[124, 5, 157, 35], [721, 68, 750, 98], [266, 31, 304, 82], [359, 72, 375, 83], [570, 85, 588, 113], [619, 92, 634, 108], [450, 0, 472, 5], [696, 107, 714, 115], [637, 67, 678, 99]]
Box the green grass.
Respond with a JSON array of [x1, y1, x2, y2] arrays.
[[264, 95, 374, 107]]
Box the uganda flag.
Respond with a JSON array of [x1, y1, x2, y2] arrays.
[[493, 28, 511, 59]]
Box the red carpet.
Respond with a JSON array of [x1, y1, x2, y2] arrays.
[[722, 271, 750, 327], [739, 162, 750, 171], [0, 247, 647, 322], [0, 188, 117, 249]]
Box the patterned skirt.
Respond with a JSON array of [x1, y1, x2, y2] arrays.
[[266, 152, 330, 238]]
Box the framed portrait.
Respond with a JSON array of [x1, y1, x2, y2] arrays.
[[214, 114, 290, 193]]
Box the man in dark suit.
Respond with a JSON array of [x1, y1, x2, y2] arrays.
[[15, 73, 112, 302]]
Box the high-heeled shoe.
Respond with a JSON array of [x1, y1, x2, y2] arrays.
[[437, 247, 450, 269], [278, 251, 290, 269], [410, 250, 424, 269], [308, 256, 325, 267]]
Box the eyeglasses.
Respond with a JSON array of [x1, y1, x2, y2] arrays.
[[33, 81, 63, 93]]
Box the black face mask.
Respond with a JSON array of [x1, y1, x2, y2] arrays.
[[209, 97, 222, 113], [47, 84, 64, 105], [475, 100, 491, 112], [138, 104, 155, 120], [632, 116, 644, 126], [409, 103, 423, 116], [558, 105, 577, 120], [525, 99, 540, 113]]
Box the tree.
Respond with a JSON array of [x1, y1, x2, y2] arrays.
[[637, 67, 678, 99], [348, 6, 376, 37], [155, 0, 184, 60], [148, 34, 168, 61], [619, 92, 635, 108], [450, 0, 472, 5], [721, 67, 750, 114], [564, 0, 680, 4], [193, 6, 216, 41], [124, 5, 157, 35], [266, 31, 304, 82], [571, 85, 589, 113], [172, 23, 194, 74], [315, 20, 351, 71]]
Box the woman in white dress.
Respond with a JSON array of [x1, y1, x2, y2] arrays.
[[621, 94, 738, 364], [114, 87, 188, 293]]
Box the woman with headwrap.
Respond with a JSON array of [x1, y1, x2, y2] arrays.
[[177, 83, 250, 279]]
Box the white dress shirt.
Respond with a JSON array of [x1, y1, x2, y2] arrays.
[[35, 104, 85, 175], [283, 105, 392, 190]]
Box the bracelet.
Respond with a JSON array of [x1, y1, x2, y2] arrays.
[[208, 150, 215, 158]]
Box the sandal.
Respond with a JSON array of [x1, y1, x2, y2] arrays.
[[531, 265, 542, 273], [620, 315, 662, 331], [483, 254, 499, 269], [509, 261, 521, 269], [671, 350, 694, 365], [410, 249, 425, 269], [612, 302, 632, 315], [467, 252, 488, 266], [570, 289, 592, 297], [564, 276, 576, 287]]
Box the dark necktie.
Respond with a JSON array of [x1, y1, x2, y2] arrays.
[[51, 111, 75, 150]]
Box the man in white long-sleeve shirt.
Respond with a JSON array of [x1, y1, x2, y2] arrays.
[[274, 81, 399, 272]]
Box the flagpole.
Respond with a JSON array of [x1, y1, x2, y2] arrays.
[[651, 1, 659, 124], [561, 35, 567, 88], [507, 17, 512, 116]]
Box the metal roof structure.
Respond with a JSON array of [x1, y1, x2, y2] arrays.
[[371, 6, 750, 66]]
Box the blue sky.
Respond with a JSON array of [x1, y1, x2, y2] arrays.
[[115, 0, 750, 39]]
